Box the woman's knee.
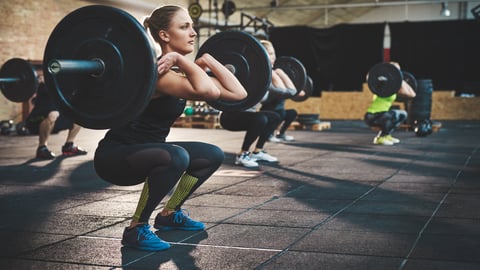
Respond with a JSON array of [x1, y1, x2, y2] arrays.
[[208, 144, 225, 165], [169, 146, 190, 171], [253, 114, 269, 127], [47, 111, 59, 123]]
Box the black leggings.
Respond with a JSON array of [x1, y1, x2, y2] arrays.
[[220, 110, 281, 151], [364, 109, 407, 136], [94, 140, 224, 221], [262, 108, 297, 135]]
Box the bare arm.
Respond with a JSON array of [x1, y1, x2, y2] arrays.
[[268, 69, 297, 98], [153, 52, 221, 100], [398, 80, 416, 98], [275, 68, 297, 91], [195, 53, 248, 101]]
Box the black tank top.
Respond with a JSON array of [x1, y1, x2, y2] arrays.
[[102, 95, 186, 144]]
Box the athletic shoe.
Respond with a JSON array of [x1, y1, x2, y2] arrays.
[[384, 135, 400, 143], [268, 135, 281, 143], [251, 150, 278, 162], [154, 209, 205, 231], [276, 134, 294, 142], [373, 136, 394, 145], [62, 144, 88, 156], [121, 224, 170, 251], [235, 152, 259, 168], [36, 146, 55, 159]]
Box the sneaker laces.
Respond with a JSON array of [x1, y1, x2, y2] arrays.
[[239, 152, 251, 160], [137, 224, 158, 240], [172, 209, 190, 224]]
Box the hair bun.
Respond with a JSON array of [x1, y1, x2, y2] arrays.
[[143, 17, 150, 29]]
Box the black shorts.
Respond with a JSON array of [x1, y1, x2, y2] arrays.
[[25, 112, 73, 134]]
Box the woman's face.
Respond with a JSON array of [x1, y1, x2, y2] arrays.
[[162, 9, 197, 55]]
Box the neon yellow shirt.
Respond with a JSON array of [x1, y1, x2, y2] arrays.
[[366, 94, 396, 113]]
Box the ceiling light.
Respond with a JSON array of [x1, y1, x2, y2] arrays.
[[441, 2, 451, 17]]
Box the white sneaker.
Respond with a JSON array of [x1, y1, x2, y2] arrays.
[[384, 135, 400, 143], [373, 136, 394, 145], [277, 134, 294, 141], [251, 150, 278, 162], [268, 136, 281, 143], [235, 152, 259, 168]]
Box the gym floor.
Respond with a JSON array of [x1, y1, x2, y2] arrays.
[[1, 120, 479, 269]]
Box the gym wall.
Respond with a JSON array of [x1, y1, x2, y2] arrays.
[[1, 1, 479, 123], [0, 0, 188, 123], [0, 0, 88, 122]]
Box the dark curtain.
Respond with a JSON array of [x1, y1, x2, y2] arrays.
[[269, 23, 385, 96], [390, 20, 480, 93]]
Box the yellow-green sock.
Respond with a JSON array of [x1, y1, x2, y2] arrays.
[[132, 178, 150, 222], [164, 174, 198, 211]]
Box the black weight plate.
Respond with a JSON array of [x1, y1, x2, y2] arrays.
[[291, 75, 313, 102], [196, 30, 271, 112], [402, 71, 417, 92], [367, 62, 402, 97], [274, 56, 307, 95], [43, 5, 157, 129], [0, 58, 38, 102]]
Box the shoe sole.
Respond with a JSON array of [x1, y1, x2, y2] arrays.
[[36, 156, 55, 159], [254, 159, 278, 163], [62, 152, 87, 156], [235, 162, 259, 168]]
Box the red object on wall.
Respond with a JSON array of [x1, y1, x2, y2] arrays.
[[383, 48, 390, 62]]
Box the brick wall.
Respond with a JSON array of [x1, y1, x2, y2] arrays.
[[0, 0, 88, 122]]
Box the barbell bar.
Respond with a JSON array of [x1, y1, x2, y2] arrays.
[[367, 62, 417, 97]]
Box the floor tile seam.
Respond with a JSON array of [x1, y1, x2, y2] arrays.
[[175, 194, 290, 243], [184, 176, 264, 199], [320, 211, 463, 220], [1, 256, 115, 269], [171, 241, 283, 252], [397, 147, 477, 269], [9, 219, 130, 259], [277, 249, 407, 260], [254, 159, 413, 268]]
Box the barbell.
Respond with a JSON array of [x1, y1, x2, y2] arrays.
[[1, 5, 311, 129], [291, 75, 313, 102], [367, 62, 417, 97], [273, 56, 312, 102], [0, 58, 38, 102]]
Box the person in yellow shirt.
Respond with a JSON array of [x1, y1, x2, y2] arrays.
[[364, 62, 416, 145]]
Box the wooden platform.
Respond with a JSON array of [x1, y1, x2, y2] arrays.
[[173, 114, 222, 129], [288, 121, 332, 131], [370, 122, 442, 132]]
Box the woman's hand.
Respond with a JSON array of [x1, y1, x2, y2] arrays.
[[157, 52, 179, 75], [274, 68, 297, 91]]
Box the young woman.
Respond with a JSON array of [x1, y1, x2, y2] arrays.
[[259, 40, 300, 142], [93, 5, 247, 251], [220, 40, 297, 168]]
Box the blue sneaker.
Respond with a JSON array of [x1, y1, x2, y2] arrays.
[[121, 224, 170, 251], [154, 209, 205, 231]]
